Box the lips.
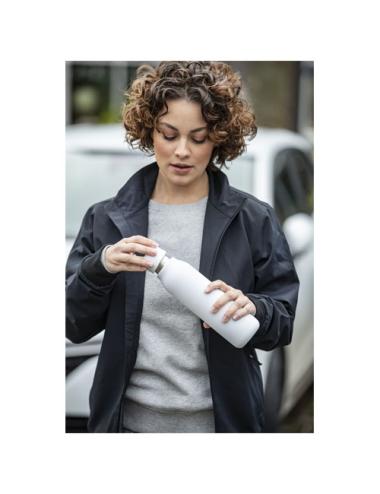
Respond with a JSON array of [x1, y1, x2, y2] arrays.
[[169, 163, 194, 174], [170, 163, 193, 169]]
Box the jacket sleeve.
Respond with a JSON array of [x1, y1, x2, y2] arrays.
[[245, 205, 300, 351], [66, 205, 118, 344]]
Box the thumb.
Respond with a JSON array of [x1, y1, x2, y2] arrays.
[[203, 322, 210, 329]]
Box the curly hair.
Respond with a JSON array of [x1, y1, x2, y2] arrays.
[[121, 61, 257, 170]]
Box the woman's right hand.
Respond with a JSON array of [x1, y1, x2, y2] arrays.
[[103, 235, 158, 273]]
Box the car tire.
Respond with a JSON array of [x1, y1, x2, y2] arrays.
[[263, 347, 285, 432], [66, 417, 89, 433]]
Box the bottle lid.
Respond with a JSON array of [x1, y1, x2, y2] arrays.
[[145, 246, 167, 273]]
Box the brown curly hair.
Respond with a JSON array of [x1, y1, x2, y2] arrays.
[[121, 61, 257, 170]]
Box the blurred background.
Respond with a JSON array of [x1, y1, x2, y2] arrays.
[[66, 61, 313, 139], [65, 61, 314, 433]]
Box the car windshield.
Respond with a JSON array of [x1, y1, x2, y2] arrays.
[[66, 150, 255, 239], [66, 150, 152, 238]]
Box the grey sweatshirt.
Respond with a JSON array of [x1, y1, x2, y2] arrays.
[[123, 196, 215, 433]]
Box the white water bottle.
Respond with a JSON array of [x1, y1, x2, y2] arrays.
[[145, 247, 260, 348]]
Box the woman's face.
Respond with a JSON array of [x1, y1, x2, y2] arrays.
[[152, 99, 214, 190]]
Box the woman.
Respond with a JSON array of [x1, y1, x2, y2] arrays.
[[66, 61, 299, 433]]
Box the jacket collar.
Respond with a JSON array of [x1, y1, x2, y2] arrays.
[[106, 161, 244, 218], [104, 161, 246, 279]]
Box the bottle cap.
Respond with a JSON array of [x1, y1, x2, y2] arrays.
[[145, 246, 167, 273]]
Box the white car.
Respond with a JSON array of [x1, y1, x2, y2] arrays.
[[66, 124, 314, 432]]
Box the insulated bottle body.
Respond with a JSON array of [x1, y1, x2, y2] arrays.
[[146, 248, 259, 348]]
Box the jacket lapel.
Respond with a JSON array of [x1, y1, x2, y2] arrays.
[[199, 167, 246, 280], [198, 201, 229, 280], [105, 205, 149, 240], [104, 161, 158, 238]]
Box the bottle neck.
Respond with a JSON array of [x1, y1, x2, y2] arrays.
[[155, 254, 169, 274]]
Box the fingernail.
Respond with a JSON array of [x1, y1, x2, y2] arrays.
[[232, 315, 238, 320]]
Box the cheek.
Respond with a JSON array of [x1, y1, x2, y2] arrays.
[[153, 138, 171, 158], [197, 143, 214, 162]]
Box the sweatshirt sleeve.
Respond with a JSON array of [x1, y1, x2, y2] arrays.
[[66, 205, 118, 344], [245, 205, 300, 352]]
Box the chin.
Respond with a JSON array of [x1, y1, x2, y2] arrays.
[[170, 176, 194, 185]]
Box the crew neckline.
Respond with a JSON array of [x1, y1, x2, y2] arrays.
[[149, 195, 208, 207]]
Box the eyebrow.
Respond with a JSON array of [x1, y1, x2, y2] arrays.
[[159, 122, 208, 133]]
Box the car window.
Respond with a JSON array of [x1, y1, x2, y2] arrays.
[[66, 151, 151, 238], [274, 148, 313, 223], [224, 155, 254, 195]]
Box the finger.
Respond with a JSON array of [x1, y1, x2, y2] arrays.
[[210, 289, 240, 314], [128, 255, 154, 269], [120, 242, 158, 256], [231, 306, 249, 321], [118, 260, 151, 272], [221, 300, 245, 323], [108, 260, 148, 272], [204, 279, 230, 293], [121, 264, 148, 272], [124, 236, 159, 248], [113, 252, 154, 269], [232, 302, 257, 320], [233, 293, 247, 307], [202, 322, 210, 329], [128, 264, 149, 272]]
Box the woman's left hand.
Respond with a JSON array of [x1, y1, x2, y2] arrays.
[[202, 280, 256, 329]]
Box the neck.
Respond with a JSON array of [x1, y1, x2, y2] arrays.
[[151, 170, 209, 204]]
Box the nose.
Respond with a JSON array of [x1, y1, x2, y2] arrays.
[[174, 138, 191, 159]]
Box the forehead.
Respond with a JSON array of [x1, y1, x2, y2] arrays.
[[158, 99, 206, 126]]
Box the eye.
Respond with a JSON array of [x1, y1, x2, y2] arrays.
[[162, 134, 207, 144], [163, 134, 176, 141]]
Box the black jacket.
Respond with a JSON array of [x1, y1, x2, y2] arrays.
[[66, 162, 299, 432]]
